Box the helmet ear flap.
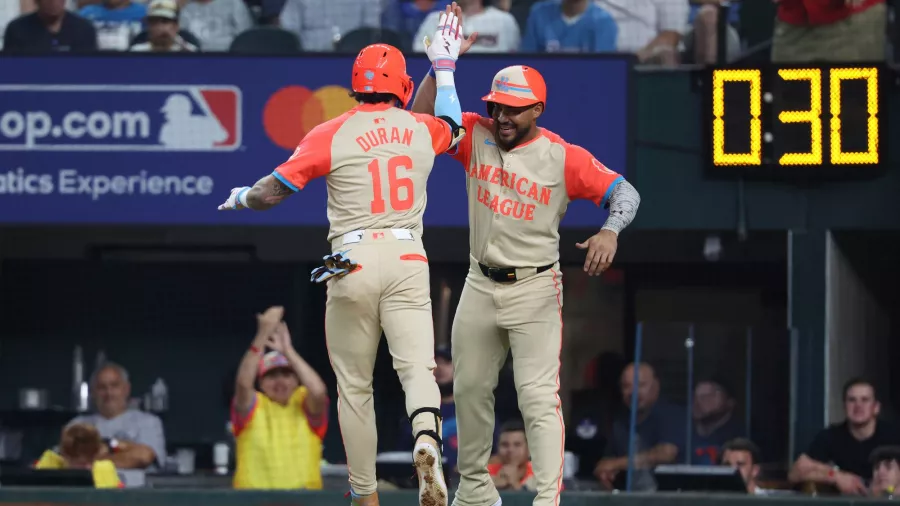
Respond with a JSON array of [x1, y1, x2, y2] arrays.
[[401, 75, 415, 109]]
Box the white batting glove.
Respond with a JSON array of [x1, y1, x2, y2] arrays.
[[218, 186, 250, 210], [424, 11, 461, 72]]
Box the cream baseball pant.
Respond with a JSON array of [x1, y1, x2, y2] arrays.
[[452, 256, 565, 506], [325, 229, 442, 496]]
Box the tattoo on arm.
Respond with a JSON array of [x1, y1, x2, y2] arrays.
[[272, 179, 293, 195], [246, 175, 295, 210]]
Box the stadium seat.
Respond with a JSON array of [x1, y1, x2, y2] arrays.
[[229, 27, 302, 55], [509, 0, 537, 37], [334, 27, 407, 54], [737, 0, 776, 63], [130, 29, 202, 50]]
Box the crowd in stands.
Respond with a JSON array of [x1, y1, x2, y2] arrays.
[[558, 361, 900, 495], [27, 312, 900, 496], [0, 0, 751, 64], [47, 348, 900, 497], [2, 0, 889, 65]]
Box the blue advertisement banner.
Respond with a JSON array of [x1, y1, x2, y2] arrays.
[[0, 55, 630, 227]]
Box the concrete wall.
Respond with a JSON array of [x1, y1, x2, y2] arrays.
[[825, 232, 892, 423]]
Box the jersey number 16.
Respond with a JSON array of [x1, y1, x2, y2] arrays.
[[368, 155, 414, 214]]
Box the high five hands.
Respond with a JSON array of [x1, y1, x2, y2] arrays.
[[424, 2, 478, 58]]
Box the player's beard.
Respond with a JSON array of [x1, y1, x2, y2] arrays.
[[438, 382, 453, 398], [494, 122, 531, 151]]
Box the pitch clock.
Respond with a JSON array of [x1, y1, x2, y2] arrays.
[[703, 64, 886, 178]]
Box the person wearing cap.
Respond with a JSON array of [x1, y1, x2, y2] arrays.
[[231, 306, 329, 490], [411, 5, 640, 506], [130, 0, 197, 51], [217, 15, 469, 502]]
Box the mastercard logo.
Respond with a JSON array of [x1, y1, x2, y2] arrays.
[[263, 85, 358, 150]]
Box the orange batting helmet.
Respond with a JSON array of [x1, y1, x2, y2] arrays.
[[481, 65, 547, 115], [351, 43, 415, 109]]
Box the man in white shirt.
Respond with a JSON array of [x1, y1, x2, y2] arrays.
[[595, 0, 688, 65], [413, 0, 519, 53], [130, 0, 197, 50]]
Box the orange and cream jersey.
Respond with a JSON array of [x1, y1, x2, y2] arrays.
[[451, 112, 625, 267], [272, 103, 455, 243]]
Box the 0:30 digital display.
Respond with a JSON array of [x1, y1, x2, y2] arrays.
[[708, 65, 883, 174]]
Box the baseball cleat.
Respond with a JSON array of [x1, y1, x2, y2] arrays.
[[414, 442, 447, 506]]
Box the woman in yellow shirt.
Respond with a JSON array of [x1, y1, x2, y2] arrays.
[[34, 422, 123, 488], [231, 307, 330, 490]]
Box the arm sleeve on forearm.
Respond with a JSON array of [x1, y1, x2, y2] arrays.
[[434, 70, 462, 126], [601, 180, 640, 234]]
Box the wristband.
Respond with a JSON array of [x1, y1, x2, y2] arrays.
[[433, 58, 456, 72], [250, 345, 261, 354], [104, 438, 120, 453], [237, 186, 251, 208]]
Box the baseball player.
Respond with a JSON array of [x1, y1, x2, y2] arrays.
[[411, 8, 641, 506], [217, 18, 467, 506]]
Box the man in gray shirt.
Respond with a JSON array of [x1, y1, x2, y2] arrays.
[[179, 0, 252, 51], [68, 362, 166, 470], [278, 0, 380, 51]]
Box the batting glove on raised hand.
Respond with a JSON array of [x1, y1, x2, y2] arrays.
[[218, 186, 250, 211], [424, 10, 462, 72]]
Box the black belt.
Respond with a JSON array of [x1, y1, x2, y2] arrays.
[[478, 262, 554, 283]]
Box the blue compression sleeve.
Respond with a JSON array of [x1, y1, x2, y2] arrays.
[[434, 70, 462, 126]]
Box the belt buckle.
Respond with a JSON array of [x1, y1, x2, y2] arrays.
[[489, 267, 516, 282]]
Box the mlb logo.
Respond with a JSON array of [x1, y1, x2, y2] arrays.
[[0, 84, 242, 152]]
